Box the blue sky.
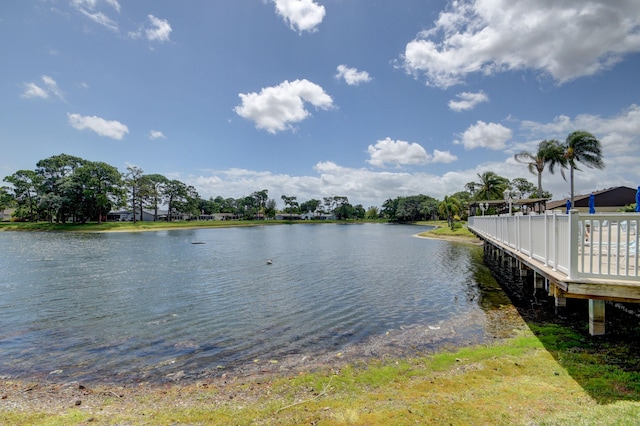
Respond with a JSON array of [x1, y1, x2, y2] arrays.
[[2, 0, 640, 208]]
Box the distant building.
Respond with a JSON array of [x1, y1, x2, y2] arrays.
[[546, 186, 637, 213]]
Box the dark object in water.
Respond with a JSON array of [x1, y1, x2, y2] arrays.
[[191, 241, 206, 244]]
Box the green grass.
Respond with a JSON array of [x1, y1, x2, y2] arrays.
[[4, 321, 640, 425]]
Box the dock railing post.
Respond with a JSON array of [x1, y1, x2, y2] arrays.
[[568, 209, 579, 280]]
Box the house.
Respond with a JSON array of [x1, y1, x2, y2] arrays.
[[0, 207, 16, 221], [106, 208, 173, 222], [197, 213, 237, 221], [546, 186, 637, 213], [275, 213, 302, 220]]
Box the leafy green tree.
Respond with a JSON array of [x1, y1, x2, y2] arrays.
[[36, 154, 86, 223], [564, 131, 605, 207], [438, 195, 462, 230], [124, 166, 144, 223], [381, 198, 398, 220], [281, 195, 299, 218], [333, 197, 354, 220], [514, 139, 566, 198], [252, 190, 269, 220], [475, 171, 509, 200], [3, 170, 41, 222], [73, 161, 123, 223], [164, 179, 196, 220], [0, 186, 14, 219], [264, 198, 277, 219], [510, 178, 537, 199], [300, 199, 321, 216], [366, 206, 379, 219], [141, 174, 169, 221]]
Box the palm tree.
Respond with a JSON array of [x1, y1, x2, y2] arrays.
[[475, 171, 509, 200], [514, 139, 566, 198], [564, 131, 605, 207], [438, 195, 462, 230]]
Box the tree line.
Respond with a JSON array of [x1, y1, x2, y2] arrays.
[[1, 132, 604, 224], [0, 154, 371, 223]]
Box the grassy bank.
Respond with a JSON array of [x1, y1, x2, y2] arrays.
[[417, 220, 479, 242], [3, 311, 640, 425]]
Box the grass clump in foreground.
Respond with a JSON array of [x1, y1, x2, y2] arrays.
[[4, 319, 640, 425]]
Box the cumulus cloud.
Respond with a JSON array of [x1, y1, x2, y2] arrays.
[[272, 0, 326, 33], [336, 65, 372, 86], [432, 149, 458, 163], [67, 113, 129, 140], [521, 104, 640, 158], [456, 120, 512, 150], [129, 15, 172, 42], [188, 161, 469, 208], [21, 76, 64, 100], [234, 79, 333, 133], [367, 138, 457, 167], [149, 130, 166, 140], [145, 15, 172, 42], [367, 138, 430, 167], [400, 0, 640, 87], [448, 91, 488, 111]]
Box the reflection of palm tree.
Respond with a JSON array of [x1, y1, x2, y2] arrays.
[[514, 139, 566, 198], [564, 131, 605, 206], [475, 171, 509, 200]]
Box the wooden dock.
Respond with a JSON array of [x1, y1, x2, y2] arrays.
[[468, 211, 640, 335]]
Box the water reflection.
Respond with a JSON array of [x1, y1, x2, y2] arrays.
[[0, 224, 508, 383]]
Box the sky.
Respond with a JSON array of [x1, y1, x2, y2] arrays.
[[2, 0, 640, 209]]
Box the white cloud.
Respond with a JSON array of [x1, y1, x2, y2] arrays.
[[432, 149, 458, 163], [401, 0, 640, 88], [448, 91, 488, 111], [456, 120, 512, 150], [149, 130, 166, 140], [367, 138, 458, 167], [105, 0, 121, 13], [188, 161, 468, 208], [272, 0, 326, 33], [336, 65, 372, 86], [76, 9, 119, 32], [67, 113, 129, 140], [21, 82, 49, 99], [145, 15, 172, 42], [367, 138, 430, 167], [21, 76, 64, 100], [521, 104, 640, 159], [41, 76, 65, 101], [234, 79, 333, 133]]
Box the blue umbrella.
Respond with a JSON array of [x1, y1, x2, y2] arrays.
[[589, 193, 596, 214], [636, 186, 640, 212], [566, 199, 571, 214]]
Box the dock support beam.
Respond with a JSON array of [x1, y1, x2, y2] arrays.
[[589, 300, 606, 336]]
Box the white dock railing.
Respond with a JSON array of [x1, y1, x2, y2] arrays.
[[468, 211, 640, 282]]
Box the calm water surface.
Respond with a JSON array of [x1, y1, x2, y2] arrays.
[[0, 224, 503, 383]]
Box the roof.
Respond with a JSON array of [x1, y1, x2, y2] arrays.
[[546, 186, 637, 210]]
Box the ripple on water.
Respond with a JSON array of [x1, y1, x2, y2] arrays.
[[0, 224, 504, 383]]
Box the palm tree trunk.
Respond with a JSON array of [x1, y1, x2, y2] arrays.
[[570, 165, 575, 208], [537, 171, 543, 198]]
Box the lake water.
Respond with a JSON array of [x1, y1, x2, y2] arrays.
[[0, 223, 508, 384]]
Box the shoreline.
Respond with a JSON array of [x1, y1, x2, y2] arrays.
[[0, 304, 526, 415]]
